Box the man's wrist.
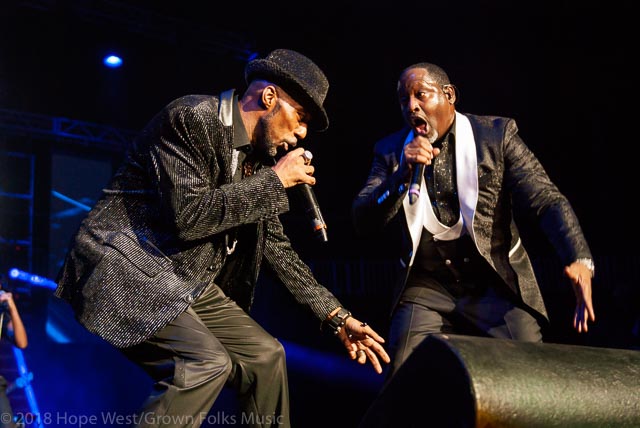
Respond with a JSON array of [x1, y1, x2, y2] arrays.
[[320, 307, 352, 335], [575, 258, 595, 278]]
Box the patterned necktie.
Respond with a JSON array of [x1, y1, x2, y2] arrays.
[[426, 136, 459, 226], [242, 159, 258, 178], [242, 156, 262, 178], [243, 161, 253, 178]]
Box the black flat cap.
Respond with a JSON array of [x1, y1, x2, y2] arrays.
[[245, 49, 329, 131]]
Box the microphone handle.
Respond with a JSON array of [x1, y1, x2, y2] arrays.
[[408, 164, 425, 205], [296, 183, 328, 242]]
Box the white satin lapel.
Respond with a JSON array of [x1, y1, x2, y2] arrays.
[[455, 112, 478, 242], [401, 130, 426, 266]]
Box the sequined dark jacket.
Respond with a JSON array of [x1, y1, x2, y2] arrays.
[[55, 90, 341, 348], [352, 113, 592, 319]]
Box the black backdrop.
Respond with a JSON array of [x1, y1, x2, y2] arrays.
[[2, 1, 635, 255], [1, 1, 638, 426]]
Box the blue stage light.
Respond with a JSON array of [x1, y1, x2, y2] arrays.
[[103, 54, 123, 68], [8, 268, 57, 289]]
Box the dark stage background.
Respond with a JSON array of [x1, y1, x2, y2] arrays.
[[0, 1, 637, 427]]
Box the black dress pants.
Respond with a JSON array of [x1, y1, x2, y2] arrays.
[[386, 282, 543, 381], [121, 283, 289, 428]]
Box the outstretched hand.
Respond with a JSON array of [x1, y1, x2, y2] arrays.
[[564, 262, 595, 333], [338, 317, 390, 374]]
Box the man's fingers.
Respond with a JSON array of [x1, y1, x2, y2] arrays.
[[359, 324, 385, 343], [360, 348, 382, 373]]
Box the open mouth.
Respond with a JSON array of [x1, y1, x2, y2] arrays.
[[410, 116, 428, 135]]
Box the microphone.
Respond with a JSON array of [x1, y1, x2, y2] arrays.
[[295, 183, 328, 242], [293, 150, 328, 242], [408, 164, 425, 205]]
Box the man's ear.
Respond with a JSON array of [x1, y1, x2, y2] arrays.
[[443, 85, 456, 104], [261, 85, 278, 109]]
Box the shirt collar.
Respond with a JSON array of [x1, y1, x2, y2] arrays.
[[232, 94, 252, 153], [448, 115, 457, 141], [432, 115, 456, 151]]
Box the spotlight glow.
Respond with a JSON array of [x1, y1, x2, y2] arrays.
[[103, 54, 123, 68]]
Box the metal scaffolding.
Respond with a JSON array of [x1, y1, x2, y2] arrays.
[[0, 107, 136, 152]]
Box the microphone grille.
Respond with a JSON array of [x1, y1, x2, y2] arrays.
[[302, 150, 313, 162]]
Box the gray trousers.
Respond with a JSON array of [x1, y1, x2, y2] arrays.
[[122, 283, 289, 428], [386, 283, 543, 381]]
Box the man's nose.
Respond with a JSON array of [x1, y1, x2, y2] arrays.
[[408, 97, 420, 112], [295, 124, 308, 140]]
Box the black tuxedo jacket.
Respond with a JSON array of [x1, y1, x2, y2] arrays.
[[352, 113, 592, 319]]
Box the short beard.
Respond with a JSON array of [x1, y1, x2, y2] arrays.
[[256, 101, 282, 158]]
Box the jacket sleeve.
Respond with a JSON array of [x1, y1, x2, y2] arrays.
[[503, 120, 592, 264], [352, 133, 410, 236], [263, 216, 342, 321], [144, 97, 290, 242]]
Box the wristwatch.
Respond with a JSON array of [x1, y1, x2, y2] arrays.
[[575, 258, 595, 278]]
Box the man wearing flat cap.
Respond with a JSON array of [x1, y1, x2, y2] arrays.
[[54, 49, 389, 427]]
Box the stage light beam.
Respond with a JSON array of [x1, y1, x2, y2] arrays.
[[8, 268, 57, 289]]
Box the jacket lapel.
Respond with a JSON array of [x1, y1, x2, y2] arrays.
[[401, 113, 480, 266], [455, 112, 479, 242], [218, 89, 236, 183]]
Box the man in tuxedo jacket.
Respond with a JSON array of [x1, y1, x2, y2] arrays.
[[352, 62, 594, 381]]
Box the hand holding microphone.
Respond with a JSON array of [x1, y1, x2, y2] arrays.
[[0, 289, 13, 311], [272, 148, 328, 242], [405, 135, 441, 205], [0, 290, 8, 312]]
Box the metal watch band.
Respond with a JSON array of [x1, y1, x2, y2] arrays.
[[576, 258, 595, 277]]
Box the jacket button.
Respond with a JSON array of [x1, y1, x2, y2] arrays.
[[445, 259, 452, 265], [463, 257, 470, 263], [185, 295, 194, 303]]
